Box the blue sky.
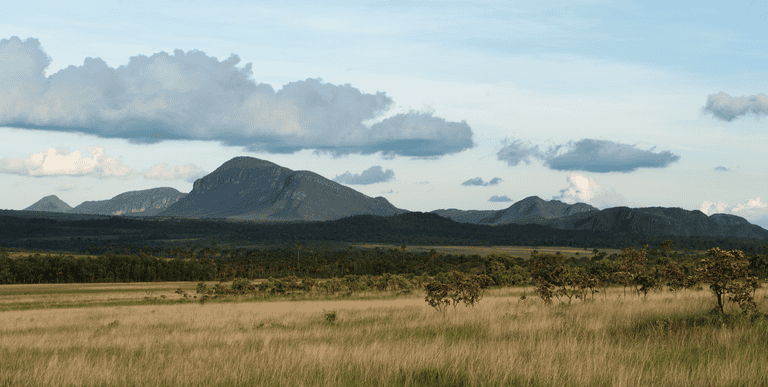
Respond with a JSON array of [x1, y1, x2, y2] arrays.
[[1, 0, 768, 228]]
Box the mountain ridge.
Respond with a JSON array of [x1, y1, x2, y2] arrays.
[[19, 157, 768, 240], [158, 156, 408, 221]]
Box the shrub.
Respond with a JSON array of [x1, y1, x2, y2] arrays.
[[323, 310, 337, 324], [231, 277, 251, 294]]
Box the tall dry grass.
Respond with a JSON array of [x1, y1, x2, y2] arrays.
[[1, 286, 767, 386]]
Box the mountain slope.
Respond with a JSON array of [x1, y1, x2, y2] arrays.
[[68, 187, 187, 217], [543, 206, 768, 239], [158, 156, 407, 221], [24, 195, 72, 213], [479, 196, 600, 225], [429, 209, 498, 224]]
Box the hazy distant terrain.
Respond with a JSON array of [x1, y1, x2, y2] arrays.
[[18, 157, 768, 245]]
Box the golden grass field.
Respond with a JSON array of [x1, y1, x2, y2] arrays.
[[1, 282, 768, 386]]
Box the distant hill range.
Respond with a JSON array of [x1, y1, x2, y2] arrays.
[[432, 196, 599, 225], [20, 157, 768, 240], [24, 188, 186, 217], [156, 157, 407, 221], [431, 196, 768, 240]]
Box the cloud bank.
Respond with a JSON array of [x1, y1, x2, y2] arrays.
[[703, 92, 768, 121], [552, 173, 628, 209], [0, 36, 474, 158], [497, 139, 679, 173], [714, 166, 730, 172], [461, 177, 502, 186], [0, 145, 205, 182], [333, 166, 395, 185], [700, 197, 768, 229], [488, 195, 513, 202]]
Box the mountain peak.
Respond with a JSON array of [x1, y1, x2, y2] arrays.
[[24, 195, 72, 213], [480, 196, 599, 225], [160, 157, 406, 221]]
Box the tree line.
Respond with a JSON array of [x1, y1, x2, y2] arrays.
[[1, 240, 767, 290]]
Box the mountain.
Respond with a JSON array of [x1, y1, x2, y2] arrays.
[[429, 196, 768, 239], [429, 209, 497, 224], [431, 196, 599, 225], [23, 195, 72, 213], [157, 156, 408, 221], [478, 196, 600, 225], [542, 206, 768, 240], [67, 187, 187, 217]]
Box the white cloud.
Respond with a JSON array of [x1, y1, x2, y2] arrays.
[[553, 173, 629, 209], [143, 163, 207, 183], [0, 145, 205, 182], [700, 197, 768, 227], [703, 92, 768, 122], [0, 36, 474, 158], [0, 145, 134, 179], [731, 197, 768, 213]]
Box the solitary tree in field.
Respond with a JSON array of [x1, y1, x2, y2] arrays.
[[698, 247, 761, 314]]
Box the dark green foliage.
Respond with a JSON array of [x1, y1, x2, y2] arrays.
[[4, 209, 768, 254], [424, 271, 494, 312], [231, 277, 251, 294], [698, 248, 761, 314], [0, 252, 216, 284]]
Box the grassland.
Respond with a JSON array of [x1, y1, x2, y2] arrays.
[[1, 282, 767, 386]]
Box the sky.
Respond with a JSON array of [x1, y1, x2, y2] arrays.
[[1, 0, 768, 228]]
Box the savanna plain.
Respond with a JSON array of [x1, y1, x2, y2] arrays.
[[2, 279, 768, 387]]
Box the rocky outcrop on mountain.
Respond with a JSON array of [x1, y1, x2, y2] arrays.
[[67, 187, 187, 217], [477, 196, 599, 225], [23, 195, 72, 213], [429, 209, 498, 224], [157, 156, 408, 221], [543, 206, 768, 239]]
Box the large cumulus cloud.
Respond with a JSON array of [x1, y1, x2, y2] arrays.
[[703, 92, 768, 121], [0, 36, 474, 157], [497, 139, 679, 173], [551, 173, 628, 208]]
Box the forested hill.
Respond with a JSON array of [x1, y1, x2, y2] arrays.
[[0, 210, 766, 254]]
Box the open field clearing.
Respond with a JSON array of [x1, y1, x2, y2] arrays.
[[1, 284, 768, 386], [353, 243, 625, 259]]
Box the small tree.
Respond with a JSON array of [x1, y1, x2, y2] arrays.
[[424, 281, 452, 312], [698, 248, 760, 314]]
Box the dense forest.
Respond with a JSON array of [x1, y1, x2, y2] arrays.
[[1, 239, 767, 291], [2, 211, 768, 254]]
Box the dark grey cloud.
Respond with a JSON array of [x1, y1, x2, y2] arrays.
[[714, 166, 730, 172], [703, 92, 768, 121], [497, 139, 679, 173], [0, 36, 474, 158], [333, 166, 395, 185], [496, 140, 544, 167], [545, 139, 680, 173], [461, 177, 503, 186], [488, 195, 513, 202]]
